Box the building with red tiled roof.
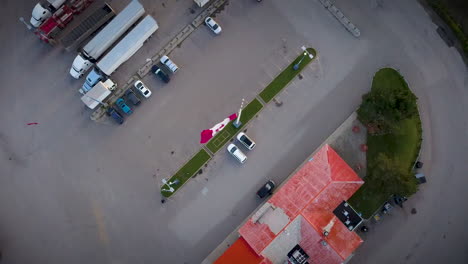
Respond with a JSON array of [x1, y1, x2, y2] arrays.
[[215, 145, 364, 264]]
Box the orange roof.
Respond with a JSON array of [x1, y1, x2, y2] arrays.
[[214, 237, 265, 264], [238, 145, 364, 263]]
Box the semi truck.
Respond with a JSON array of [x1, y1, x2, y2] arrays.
[[80, 79, 115, 109], [60, 3, 115, 51], [34, 4, 74, 42], [96, 15, 158, 76], [33, 0, 94, 43], [30, 0, 67, 27], [35, 2, 114, 49], [70, 0, 145, 79]]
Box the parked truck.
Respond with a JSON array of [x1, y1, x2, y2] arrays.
[[60, 3, 115, 51], [70, 0, 145, 79], [34, 0, 95, 44], [80, 79, 115, 109], [30, 0, 67, 27], [96, 15, 159, 76]]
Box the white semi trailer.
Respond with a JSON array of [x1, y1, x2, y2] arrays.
[[70, 0, 145, 79], [96, 15, 158, 76]]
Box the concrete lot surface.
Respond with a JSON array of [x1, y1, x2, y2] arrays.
[[0, 0, 467, 263]]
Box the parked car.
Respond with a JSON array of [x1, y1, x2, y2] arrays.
[[134, 80, 152, 98], [106, 107, 124, 124], [160, 55, 179, 73], [205, 17, 222, 34], [227, 143, 247, 164], [151, 65, 170, 83], [236, 132, 256, 150], [257, 180, 276, 198], [116, 98, 133, 115], [125, 89, 141, 105]]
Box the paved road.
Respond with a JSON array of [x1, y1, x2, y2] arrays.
[[0, 0, 467, 264]]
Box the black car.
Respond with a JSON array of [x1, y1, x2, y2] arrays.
[[152, 65, 170, 83], [125, 89, 141, 105], [106, 107, 124, 125], [257, 180, 276, 198]]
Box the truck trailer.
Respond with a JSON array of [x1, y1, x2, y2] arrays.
[[96, 15, 158, 76], [70, 0, 145, 79], [80, 80, 114, 109], [60, 3, 115, 51]]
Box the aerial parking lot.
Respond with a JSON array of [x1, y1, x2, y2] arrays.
[[0, 0, 468, 263]]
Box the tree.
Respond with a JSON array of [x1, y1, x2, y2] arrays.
[[357, 74, 418, 134], [368, 153, 417, 196]]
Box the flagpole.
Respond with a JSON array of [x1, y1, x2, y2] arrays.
[[233, 98, 244, 128]]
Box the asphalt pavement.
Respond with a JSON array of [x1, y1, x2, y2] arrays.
[[0, 0, 467, 263]]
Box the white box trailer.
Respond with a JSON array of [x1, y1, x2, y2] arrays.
[[97, 15, 158, 76], [70, 0, 145, 78], [194, 0, 210, 7], [81, 80, 113, 109]]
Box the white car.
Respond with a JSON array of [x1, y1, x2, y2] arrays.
[[227, 144, 247, 164], [160, 55, 179, 73], [236, 132, 256, 150], [134, 80, 151, 98], [205, 17, 222, 34]]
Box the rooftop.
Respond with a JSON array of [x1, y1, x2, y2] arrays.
[[238, 145, 364, 264]]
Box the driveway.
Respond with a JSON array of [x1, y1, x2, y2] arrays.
[[0, 0, 466, 263]]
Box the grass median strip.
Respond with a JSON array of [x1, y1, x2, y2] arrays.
[[161, 149, 210, 198], [161, 48, 317, 197], [207, 99, 263, 154], [260, 48, 317, 103]]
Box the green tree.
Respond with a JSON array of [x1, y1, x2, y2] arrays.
[[357, 73, 418, 134], [369, 153, 417, 196]]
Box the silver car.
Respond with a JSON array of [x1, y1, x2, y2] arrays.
[[227, 144, 247, 164]]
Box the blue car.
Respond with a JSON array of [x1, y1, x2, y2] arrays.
[[106, 107, 124, 125], [116, 98, 133, 115]]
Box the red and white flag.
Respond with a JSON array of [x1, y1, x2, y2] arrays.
[[200, 113, 237, 144]]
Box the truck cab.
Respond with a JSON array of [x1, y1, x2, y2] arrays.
[[30, 0, 66, 27], [70, 55, 93, 79], [80, 69, 104, 94]]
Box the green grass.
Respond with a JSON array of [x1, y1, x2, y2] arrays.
[[348, 68, 422, 219], [206, 99, 263, 153], [161, 149, 211, 198], [259, 48, 317, 103]]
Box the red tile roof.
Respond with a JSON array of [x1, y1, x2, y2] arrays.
[[238, 145, 364, 263], [214, 237, 265, 264]]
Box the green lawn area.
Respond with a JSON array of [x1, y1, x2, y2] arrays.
[[348, 68, 422, 219], [259, 48, 317, 103], [206, 99, 263, 153], [161, 149, 210, 198]]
